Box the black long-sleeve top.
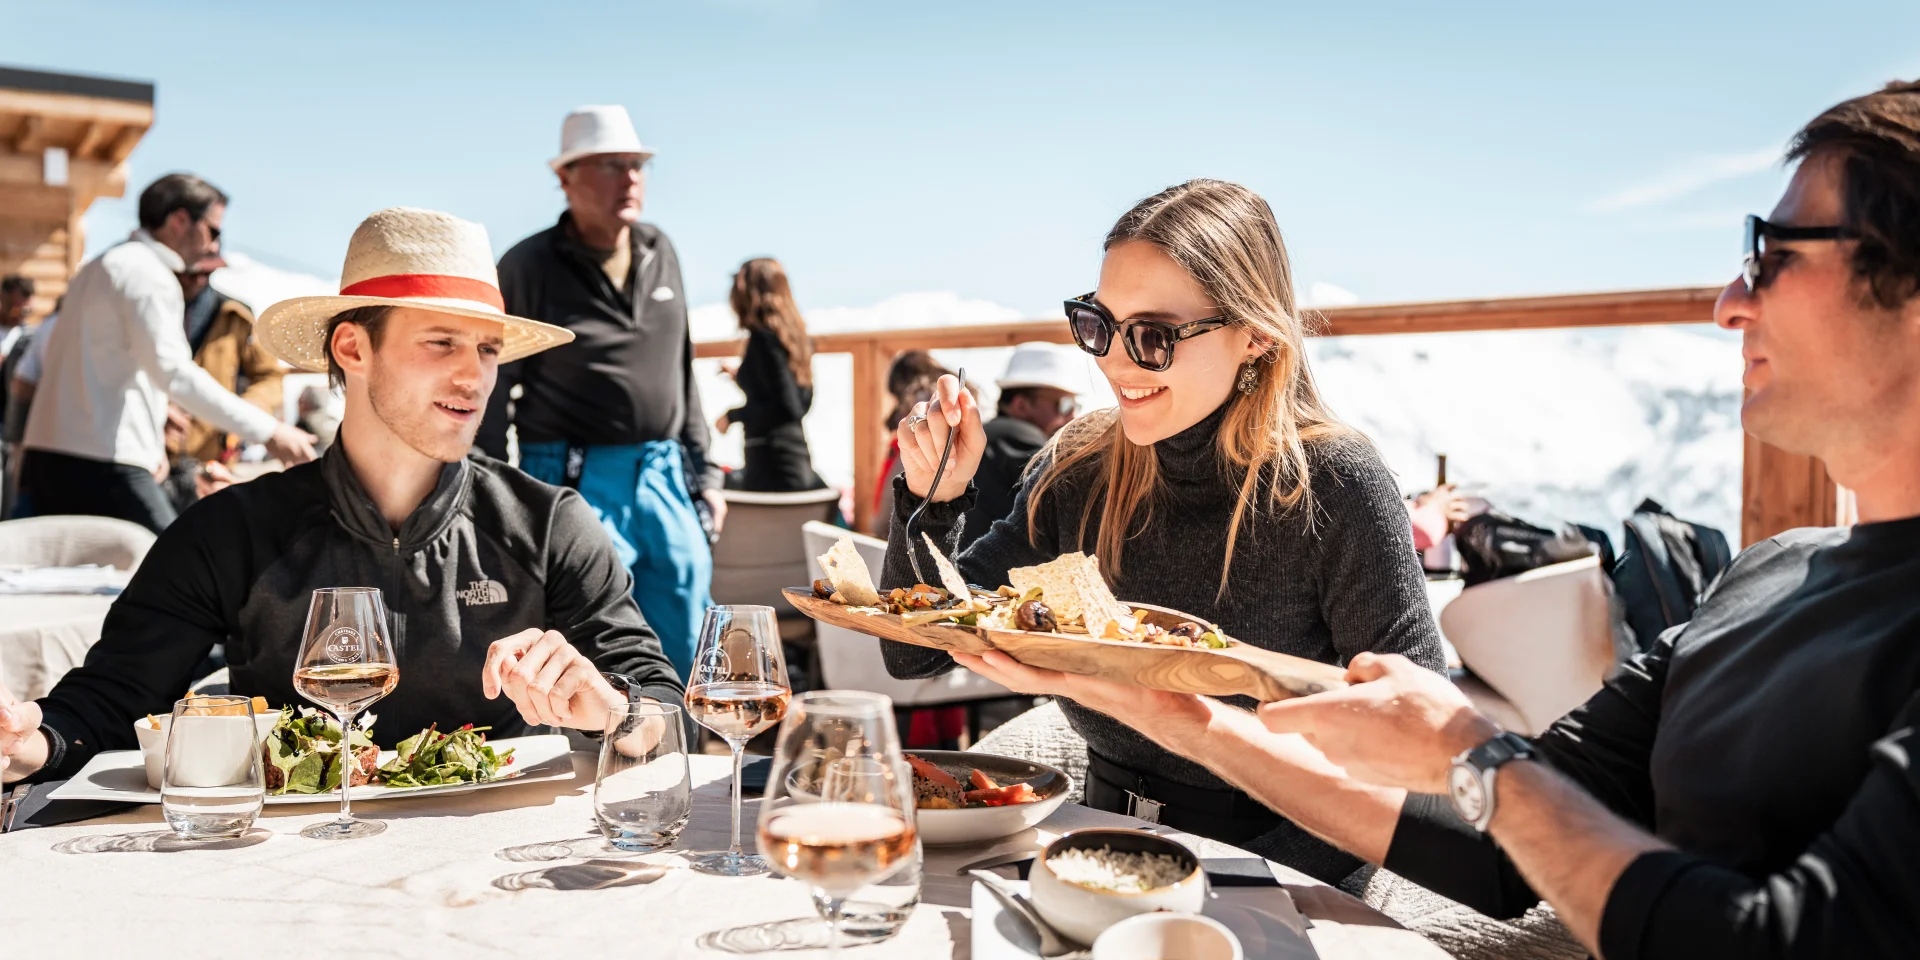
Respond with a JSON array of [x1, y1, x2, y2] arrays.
[[479, 214, 719, 492], [882, 403, 1445, 879], [26, 444, 685, 782], [726, 327, 812, 436], [1385, 515, 1920, 959]]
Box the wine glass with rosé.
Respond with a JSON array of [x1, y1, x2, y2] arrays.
[[685, 604, 791, 876], [756, 691, 917, 955], [291, 587, 398, 840]]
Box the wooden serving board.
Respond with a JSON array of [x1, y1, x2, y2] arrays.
[[784, 588, 1347, 702]]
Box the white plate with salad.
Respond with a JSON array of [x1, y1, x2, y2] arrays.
[[48, 707, 574, 805]]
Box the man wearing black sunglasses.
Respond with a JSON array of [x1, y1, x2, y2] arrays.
[[962, 343, 1086, 547], [956, 81, 1920, 958], [17, 173, 316, 531]]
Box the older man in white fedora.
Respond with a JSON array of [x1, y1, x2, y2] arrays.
[[960, 342, 1091, 548], [0, 207, 685, 793], [479, 104, 718, 681]]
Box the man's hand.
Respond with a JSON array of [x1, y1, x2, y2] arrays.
[[196, 460, 235, 500], [1258, 652, 1499, 794], [1, 683, 49, 784], [701, 488, 728, 535], [714, 413, 733, 434], [265, 423, 318, 465], [482, 628, 624, 733]]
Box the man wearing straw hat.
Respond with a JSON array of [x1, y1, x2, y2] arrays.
[[479, 105, 720, 681], [0, 207, 685, 787]]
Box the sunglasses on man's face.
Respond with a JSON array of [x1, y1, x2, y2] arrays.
[[1062, 293, 1232, 372], [580, 156, 651, 178], [1742, 214, 1853, 294]]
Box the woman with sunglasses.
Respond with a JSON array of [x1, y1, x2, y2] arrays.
[[881, 180, 1443, 884]]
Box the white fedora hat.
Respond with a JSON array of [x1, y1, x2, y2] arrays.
[[256, 207, 573, 373], [550, 105, 654, 172], [997, 342, 1093, 396]]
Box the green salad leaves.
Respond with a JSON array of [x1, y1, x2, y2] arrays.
[[263, 708, 378, 795], [378, 724, 515, 788], [260, 709, 515, 794]]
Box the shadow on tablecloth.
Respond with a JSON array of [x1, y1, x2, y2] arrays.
[[52, 828, 272, 854]]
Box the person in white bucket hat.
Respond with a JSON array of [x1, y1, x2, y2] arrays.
[[0, 206, 687, 791], [480, 104, 720, 682], [959, 342, 1090, 547]]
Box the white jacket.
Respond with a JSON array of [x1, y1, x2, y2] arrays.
[[23, 231, 279, 468]]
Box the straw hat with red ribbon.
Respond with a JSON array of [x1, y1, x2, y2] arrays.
[[256, 207, 572, 373]]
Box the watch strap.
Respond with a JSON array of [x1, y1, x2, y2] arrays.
[[1465, 731, 1534, 772]]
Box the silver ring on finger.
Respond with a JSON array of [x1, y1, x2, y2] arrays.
[[905, 415, 928, 430]]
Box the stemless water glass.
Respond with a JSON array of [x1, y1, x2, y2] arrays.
[[686, 605, 791, 877], [595, 700, 693, 851], [292, 587, 398, 840], [161, 695, 265, 840], [757, 691, 918, 955]]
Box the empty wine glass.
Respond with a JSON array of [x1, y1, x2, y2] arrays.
[[756, 691, 918, 955], [685, 605, 791, 876], [595, 700, 693, 851], [292, 587, 398, 840], [161, 695, 264, 840]]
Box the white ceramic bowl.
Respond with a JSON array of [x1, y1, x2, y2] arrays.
[[134, 709, 279, 790], [1029, 828, 1207, 946], [791, 750, 1074, 847], [1093, 912, 1243, 960], [909, 750, 1073, 846]]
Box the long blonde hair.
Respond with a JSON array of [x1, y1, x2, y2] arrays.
[[1025, 179, 1349, 592], [731, 257, 814, 389]]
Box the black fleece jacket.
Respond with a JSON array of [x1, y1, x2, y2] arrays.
[[29, 442, 683, 782]]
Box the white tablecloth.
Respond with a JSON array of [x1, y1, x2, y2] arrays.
[[0, 753, 1447, 959], [0, 593, 114, 699]]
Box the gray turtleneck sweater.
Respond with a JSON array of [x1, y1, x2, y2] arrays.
[[882, 403, 1443, 879]]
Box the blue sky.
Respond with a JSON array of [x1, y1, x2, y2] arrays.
[[12, 0, 1920, 314]]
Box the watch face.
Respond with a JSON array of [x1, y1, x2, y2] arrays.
[[1449, 764, 1486, 823]]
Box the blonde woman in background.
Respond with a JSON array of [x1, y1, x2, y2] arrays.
[[716, 258, 826, 492], [879, 179, 1444, 884]]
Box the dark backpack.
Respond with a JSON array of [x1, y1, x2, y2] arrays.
[[1454, 510, 1598, 586], [1612, 498, 1733, 652]]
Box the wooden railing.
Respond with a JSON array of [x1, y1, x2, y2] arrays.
[[696, 285, 1836, 544]]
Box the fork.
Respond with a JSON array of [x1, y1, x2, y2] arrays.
[[905, 367, 965, 586]]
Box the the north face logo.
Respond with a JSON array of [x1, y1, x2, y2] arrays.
[[458, 580, 508, 606]]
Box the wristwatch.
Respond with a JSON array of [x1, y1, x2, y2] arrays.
[[1447, 731, 1533, 832]]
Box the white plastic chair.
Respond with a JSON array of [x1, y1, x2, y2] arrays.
[[1441, 556, 1615, 736], [0, 515, 156, 571], [801, 520, 1013, 707], [710, 488, 842, 641]]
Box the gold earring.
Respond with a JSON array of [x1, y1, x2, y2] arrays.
[[1237, 360, 1259, 395]]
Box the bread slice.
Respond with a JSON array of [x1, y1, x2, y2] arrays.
[[921, 533, 973, 604], [818, 536, 882, 606], [1006, 552, 1127, 636]]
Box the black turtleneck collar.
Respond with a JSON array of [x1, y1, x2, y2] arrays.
[[321, 438, 471, 550], [1152, 399, 1232, 482]]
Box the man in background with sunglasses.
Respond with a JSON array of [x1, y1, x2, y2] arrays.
[[16, 173, 316, 531], [961, 343, 1088, 548]]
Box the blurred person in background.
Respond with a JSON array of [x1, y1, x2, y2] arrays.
[[17, 173, 315, 532], [297, 383, 341, 453], [716, 257, 827, 492], [172, 253, 285, 464], [960, 342, 1088, 547], [479, 106, 718, 681], [0, 275, 36, 515]]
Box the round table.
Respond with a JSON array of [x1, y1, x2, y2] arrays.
[[0, 752, 1447, 959], [0, 593, 114, 699]]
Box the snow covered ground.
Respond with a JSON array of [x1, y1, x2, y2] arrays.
[[207, 254, 1744, 548]]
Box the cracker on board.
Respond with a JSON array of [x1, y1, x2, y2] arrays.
[[1006, 552, 1127, 636], [921, 533, 974, 607], [818, 536, 882, 606]]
